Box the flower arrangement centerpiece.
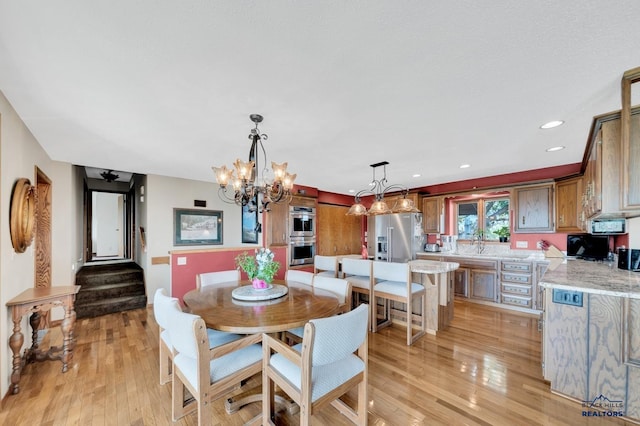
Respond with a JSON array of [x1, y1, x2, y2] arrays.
[[235, 248, 280, 290]]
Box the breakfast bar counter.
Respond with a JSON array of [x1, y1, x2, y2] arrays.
[[409, 259, 459, 333]]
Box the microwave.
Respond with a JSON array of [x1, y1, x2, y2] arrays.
[[590, 218, 626, 235]]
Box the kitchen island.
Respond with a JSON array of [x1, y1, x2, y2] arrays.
[[540, 259, 640, 421], [409, 259, 459, 333]]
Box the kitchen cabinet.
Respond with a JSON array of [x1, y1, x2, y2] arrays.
[[453, 267, 469, 297], [513, 183, 554, 233], [542, 288, 589, 398], [555, 177, 584, 233], [621, 69, 640, 211], [317, 203, 361, 256], [469, 269, 498, 302], [500, 260, 533, 309], [422, 196, 443, 234], [266, 201, 289, 246]]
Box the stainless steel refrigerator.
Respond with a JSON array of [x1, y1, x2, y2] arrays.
[[367, 213, 424, 263]]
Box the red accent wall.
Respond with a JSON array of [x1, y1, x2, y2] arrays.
[[170, 246, 287, 302], [417, 163, 581, 195]]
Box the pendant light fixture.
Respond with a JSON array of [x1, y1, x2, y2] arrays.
[[347, 161, 419, 216]]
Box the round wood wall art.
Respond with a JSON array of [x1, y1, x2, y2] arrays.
[[10, 178, 36, 253]]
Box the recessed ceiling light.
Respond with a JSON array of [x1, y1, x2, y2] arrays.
[[540, 120, 564, 129], [546, 146, 566, 152], [459, 164, 471, 169], [412, 174, 421, 178], [348, 189, 355, 193]]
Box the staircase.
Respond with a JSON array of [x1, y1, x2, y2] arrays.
[[74, 261, 147, 318]]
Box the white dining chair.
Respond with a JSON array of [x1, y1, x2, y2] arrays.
[[196, 270, 240, 289], [372, 261, 426, 345], [285, 269, 314, 286], [153, 288, 181, 385], [169, 309, 263, 425], [341, 257, 374, 330], [314, 255, 339, 278], [262, 303, 369, 425], [286, 276, 351, 344]]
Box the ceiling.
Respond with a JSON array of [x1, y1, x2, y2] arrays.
[[1, 2, 640, 196]]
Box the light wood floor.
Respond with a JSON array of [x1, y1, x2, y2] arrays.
[[0, 300, 634, 425]]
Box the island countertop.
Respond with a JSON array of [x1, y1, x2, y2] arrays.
[[409, 259, 459, 274], [539, 258, 640, 299]]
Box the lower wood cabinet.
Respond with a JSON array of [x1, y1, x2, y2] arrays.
[[469, 269, 498, 302], [453, 268, 469, 297]]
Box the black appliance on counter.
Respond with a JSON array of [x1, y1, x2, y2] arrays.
[[618, 248, 640, 271], [566, 234, 610, 261]]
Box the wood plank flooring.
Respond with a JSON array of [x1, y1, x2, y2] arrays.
[[0, 300, 634, 425]]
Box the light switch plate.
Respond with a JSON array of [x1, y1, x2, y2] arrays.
[[516, 241, 528, 248], [177, 256, 187, 265]]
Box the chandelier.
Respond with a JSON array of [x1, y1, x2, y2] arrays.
[[346, 161, 419, 216], [213, 114, 296, 212]]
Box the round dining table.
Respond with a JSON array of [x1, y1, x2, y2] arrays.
[[182, 278, 341, 417], [182, 279, 341, 334]]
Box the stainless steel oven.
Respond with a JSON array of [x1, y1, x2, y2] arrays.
[[289, 206, 315, 238], [289, 237, 315, 266]]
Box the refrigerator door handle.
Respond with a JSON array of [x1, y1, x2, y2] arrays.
[[387, 227, 393, 262]]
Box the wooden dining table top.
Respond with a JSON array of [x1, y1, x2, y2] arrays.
[[182, 279, 341, 334]]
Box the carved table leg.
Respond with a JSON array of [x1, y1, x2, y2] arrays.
[[60, 305, 76, 372], [29, 311, 41, 353], [9, 317, 24, 394]]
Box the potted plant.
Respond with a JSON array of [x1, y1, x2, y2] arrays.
[[236, 248, 280, 290], [495, 226, 510, 243]]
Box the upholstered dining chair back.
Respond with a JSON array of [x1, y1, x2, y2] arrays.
[[312, 275, 352, 313], [341, 257, 374, 329], [196, 270, 240, 289], [262, 303, 369, 425], [372, 260, 426, 345], [168, 308, 262, 425], [372, 260, 409, 283], [313, 255, 339, 278], [153, 288, 182, 385], [285, 269, 314, 286]]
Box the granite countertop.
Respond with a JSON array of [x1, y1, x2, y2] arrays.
[[416, 251, 548, 262], [540, 259, 640, 299], [409, 259, 460, 273]]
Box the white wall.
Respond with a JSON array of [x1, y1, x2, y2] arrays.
[[0, 91, 79, 397], [144, 174, 259, 298]]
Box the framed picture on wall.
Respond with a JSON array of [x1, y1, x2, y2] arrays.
[[241, 200, 259, 244], [173, 208, 223, 245]]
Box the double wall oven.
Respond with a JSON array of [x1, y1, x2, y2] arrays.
[[289, 206, 316, 265]]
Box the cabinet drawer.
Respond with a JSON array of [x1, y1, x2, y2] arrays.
[[501, 261, 532, 273], [501, 283, 532, 296], [457, 259, 499, 270], [501, 294, 533, 308], [501, 272, 532, 285]]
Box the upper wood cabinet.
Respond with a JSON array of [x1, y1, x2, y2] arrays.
[[621, 68, 640, 211], [317, 204, 361, 255], [513, 183, 554, 233], [555, 177, 584, 233], [422, 196, 443, 234], [266, 201, 289, 246]]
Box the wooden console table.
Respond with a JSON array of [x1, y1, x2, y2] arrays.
[[6, 285, 80, 394]]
